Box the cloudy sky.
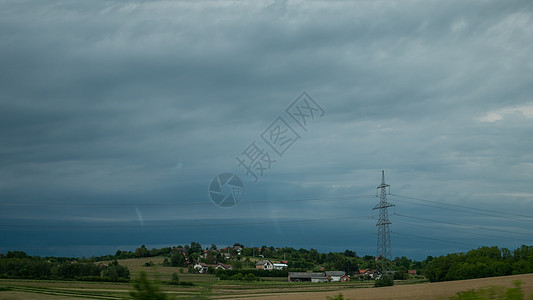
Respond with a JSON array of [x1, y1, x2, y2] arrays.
[[1, 0, 532, 260]]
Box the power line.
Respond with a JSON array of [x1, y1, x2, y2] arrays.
[[395, 213, 533, 238], [390, 197, 533, 223], [391, 194, 533, 221], [392, 231, 478, 247], [0, 195, 375, 207], [394, 220, 533, 244]]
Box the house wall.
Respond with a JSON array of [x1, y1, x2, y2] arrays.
[[289, 277, 312, 282]]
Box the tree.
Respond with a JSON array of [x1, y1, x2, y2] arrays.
[[233, 260, 243, 270], [129, 271, 171, 300], [6, 251, 30, 259], [393, 267, 408, 280], [394, 256, 411, 269], [134, 245, 150, 258], [344, 250, 356, 258], [188, 242, 203, 255], [205, 252, 216, 264], [170, 253, 185, 267], [342, 259, 359, 274], [374, 274, 394, 287], [241, 247, 253, 257], [104, 260, 130, 281], [262, 248, 272, 258]]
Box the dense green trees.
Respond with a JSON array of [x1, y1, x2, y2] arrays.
[[5, 243, 529, 287], [0, 252, 129, 282], [374, 274, 394, 287], [170, 252, 186, 267], [424, 246, 533, 282]]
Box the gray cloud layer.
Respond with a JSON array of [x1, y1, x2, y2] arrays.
[[1, 0, 532, 259]]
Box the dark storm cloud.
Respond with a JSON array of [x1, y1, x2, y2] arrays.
[[1, 0, 532, 259]]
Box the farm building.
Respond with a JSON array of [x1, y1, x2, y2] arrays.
[[340, 275, 350, 282], [325, 271, 346, 282], [273, 263, 288, 270], [288, 272, 328, 283]]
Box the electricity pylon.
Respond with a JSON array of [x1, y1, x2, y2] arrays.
[[373, 170, 394, 275]]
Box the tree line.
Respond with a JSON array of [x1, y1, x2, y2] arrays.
[[0, 251, 129, 282], [424, 245, 533, 282]]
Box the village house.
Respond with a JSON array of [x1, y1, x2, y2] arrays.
[[340, 274, 350, 282], [356, 269, 379, 280], [255, 260, 273, 270], [193, 262, 233, 274], [218, 247, 233, 259], [288, 271, 349, 283], [233, 245, 243, 255], [325, 271, 346, 282], [215, 263, 233, 271], [193, 262, 210, 273]]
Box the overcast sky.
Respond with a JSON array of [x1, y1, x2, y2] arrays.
[[1, 0, 533, 260]]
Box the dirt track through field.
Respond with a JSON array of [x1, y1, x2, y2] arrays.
[[238, 273, 533, 300]]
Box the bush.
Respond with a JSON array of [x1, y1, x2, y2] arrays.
[[243, 273, 259, 281], [393, 268, 408, 280], [232, 273, 244, 281], [374, 275, 394, 287], [169, 272, 180, 285], [129, 271, 171, 300]]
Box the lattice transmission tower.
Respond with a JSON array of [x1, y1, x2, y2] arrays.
[[373, 170, 394, 275]]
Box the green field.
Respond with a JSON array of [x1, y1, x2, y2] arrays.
[[4, 256, 530, 300], [0, 256, 377, 299]]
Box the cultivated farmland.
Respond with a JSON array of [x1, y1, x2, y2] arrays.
[[0, 256, 532, 299]]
